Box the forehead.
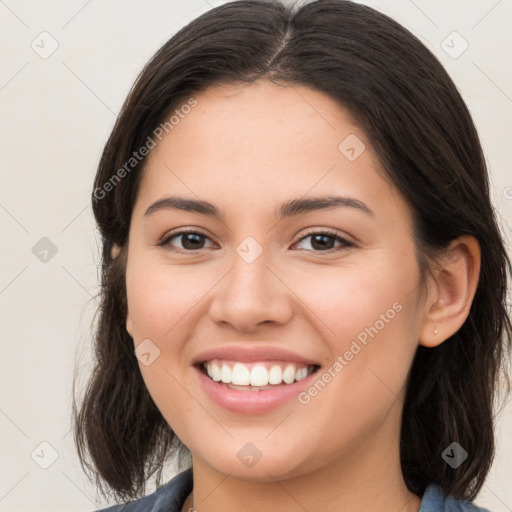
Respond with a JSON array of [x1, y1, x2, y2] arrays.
[[135, 80, 411, 227]]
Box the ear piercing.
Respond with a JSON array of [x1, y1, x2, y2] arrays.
[[433, 299, 444, 336]]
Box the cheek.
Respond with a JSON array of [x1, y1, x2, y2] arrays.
[[294, 268, 421, 446], [293, 252, 422, 396], [125, 258, 212, 340], [289, 258, 418, 346], [124, 257, 206, 434], [337, 262, 421, 398]]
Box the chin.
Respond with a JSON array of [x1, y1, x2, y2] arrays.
[[192, 439, 316, 482]]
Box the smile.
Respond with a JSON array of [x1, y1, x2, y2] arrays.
[[194, 362, 321, 414], [201, 359, 318, 390]]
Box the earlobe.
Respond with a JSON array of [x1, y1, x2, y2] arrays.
[[109, 242, 131, 335], [126, 315, 133, 337], [418, 235, 481, 348], [111, 243, 121, 259]]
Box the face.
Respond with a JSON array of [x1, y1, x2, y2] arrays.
[[123, 80, 430, 482]]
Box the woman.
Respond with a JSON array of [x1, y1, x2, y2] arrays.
[[73, 1, 512, 511]]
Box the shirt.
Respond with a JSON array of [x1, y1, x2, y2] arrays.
[[95, 468, 492, 512]]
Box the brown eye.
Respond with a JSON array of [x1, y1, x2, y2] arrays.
[[293, 231, 354, 252], [158, 230, 215, 251]]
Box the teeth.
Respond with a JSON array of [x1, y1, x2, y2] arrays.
[[205, 360, 314, 386], [295, 367, 308, 381], [282, 365, 295, 384], [221, 364, 231, 384], [210, 362, 221, 382], [268, 365, 283, 385], [250, 366, 269, 386], [231, 363, 250, 385]]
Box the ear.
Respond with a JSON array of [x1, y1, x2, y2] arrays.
[[111, 243, 121, 259], [110, 243, 133, 336], [126, 313, 134, 338], [418, 235, 481, 348]]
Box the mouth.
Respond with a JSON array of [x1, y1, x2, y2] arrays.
[[193, 357, 322, 414], [191, 345, 323, 414], [197, 359, 321, 391]]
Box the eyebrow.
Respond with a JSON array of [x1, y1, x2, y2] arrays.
[[144, 195, 374, 220]]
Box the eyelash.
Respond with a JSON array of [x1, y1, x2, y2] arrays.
[[157, 228, 355, 253]]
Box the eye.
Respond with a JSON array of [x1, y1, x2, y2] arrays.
[[157, 228, 355, 253], [292, 229, 355, 252], [157, 230, 216, 251]]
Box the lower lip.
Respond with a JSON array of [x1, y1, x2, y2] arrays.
[[194, 366, 319, 415]]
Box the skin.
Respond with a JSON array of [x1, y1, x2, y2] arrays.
[[113, 79, 480, 512]]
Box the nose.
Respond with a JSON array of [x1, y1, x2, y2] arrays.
[[208, 248, 294, 333]]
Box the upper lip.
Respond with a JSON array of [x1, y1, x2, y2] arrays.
[[192, 345, 321, 366]]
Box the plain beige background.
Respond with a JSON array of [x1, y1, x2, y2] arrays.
[[0, 0, 511, 510]]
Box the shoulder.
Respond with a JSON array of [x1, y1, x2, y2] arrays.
[[94, 468, 193, 512], [420, 483, 493, 512]]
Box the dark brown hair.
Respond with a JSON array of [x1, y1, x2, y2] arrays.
[[73, 0, 512, 503]]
